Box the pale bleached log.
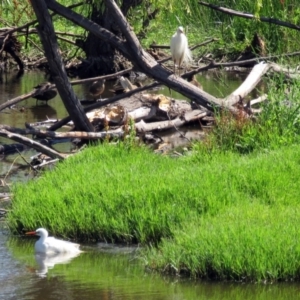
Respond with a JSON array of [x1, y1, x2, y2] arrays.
[[225, 62, 271, 106], [32, 158, 59, 169], [249, 94, 268, 106], [184, 110, 207, 122], [269, 62, 300, 80], [135, 118, 186, 132], [128, 106, 157, 121]]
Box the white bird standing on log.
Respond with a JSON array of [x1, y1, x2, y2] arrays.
[[170, 26, 192, 76], [26, 228, 81, 254]]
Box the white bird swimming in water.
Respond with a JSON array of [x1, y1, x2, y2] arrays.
[[170, 26, 192, 76], [26, 228, 81, 254]]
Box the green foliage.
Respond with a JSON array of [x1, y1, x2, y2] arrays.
[[193, 78, 300, 154], [1, 0, 300, 60], [0, 1, 87, 58], [140, 0, 300, 57]]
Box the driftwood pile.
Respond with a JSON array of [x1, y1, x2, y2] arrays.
[[1, 0, 300, 170]]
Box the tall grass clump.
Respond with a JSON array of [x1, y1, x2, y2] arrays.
[[7, 140, 300, 281], [146, 203, 300, 281], [8, 142, 245, 243], [145, 144, 300, 281], [194, 79, 300, 155]]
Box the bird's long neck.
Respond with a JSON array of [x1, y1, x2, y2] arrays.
[[38, 231, 48, 242]]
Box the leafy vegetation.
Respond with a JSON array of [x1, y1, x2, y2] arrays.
[[195, 79, 300, 154], [1, 0, 300, 59]]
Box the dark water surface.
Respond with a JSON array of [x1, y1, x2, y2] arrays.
[[2, 70, 298, 300]]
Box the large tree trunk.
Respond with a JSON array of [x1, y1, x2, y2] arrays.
[[30, 0, 94, 132]]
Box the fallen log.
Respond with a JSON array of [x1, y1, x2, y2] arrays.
[[0, 125, 124, 140], [135, 118, 186, 132], [0, 193, 11, 201], [135, 111, 207, 132], [225, 62, 271, 106], [0, 129, 67, 160]]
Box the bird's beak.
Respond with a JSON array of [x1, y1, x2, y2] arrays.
[[25, 231, 36, 235]]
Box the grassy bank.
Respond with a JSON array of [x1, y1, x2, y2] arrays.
[[6, 140, 300, 281], [146, 145, 300, 280]]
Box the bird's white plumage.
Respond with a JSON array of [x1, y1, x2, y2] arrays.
[[26, 228, 81, 254], [170, 26, 192, 74]]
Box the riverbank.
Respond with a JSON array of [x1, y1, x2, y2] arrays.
[[6, 140, 300, 282]]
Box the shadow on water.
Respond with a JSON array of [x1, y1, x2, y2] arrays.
[[0, 230, 299, 300]]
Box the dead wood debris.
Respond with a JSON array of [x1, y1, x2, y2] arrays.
[[2, 0, 300, 169]]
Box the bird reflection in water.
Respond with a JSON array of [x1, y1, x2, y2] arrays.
[[34, 251, 81, 278]]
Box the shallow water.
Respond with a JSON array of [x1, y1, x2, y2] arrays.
[[1, 227, 300, 300]]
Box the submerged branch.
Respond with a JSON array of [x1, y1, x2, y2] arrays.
[[0, 129, 66, 160], [0, 125, 124, 140]]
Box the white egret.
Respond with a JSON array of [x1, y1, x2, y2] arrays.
[[170, 26, 192, 76], [26, 228, 82, 254]]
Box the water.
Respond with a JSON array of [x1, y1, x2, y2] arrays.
[[2, 70, 298, 300], [1, 227, 300, 300]]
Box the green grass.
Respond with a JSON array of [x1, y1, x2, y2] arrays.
[[193, 79, 300, 154], [8, 143, 213, 243], [6, 139, 300, 281], [145, 145, 300, 281]]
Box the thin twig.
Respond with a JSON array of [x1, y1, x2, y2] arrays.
[[16, 149, 39, 174]]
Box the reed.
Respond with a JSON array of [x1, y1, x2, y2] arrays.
[[146, 203, 300, 281]]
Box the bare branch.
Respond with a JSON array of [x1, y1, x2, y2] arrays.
[[199, 1, 300, 32]]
